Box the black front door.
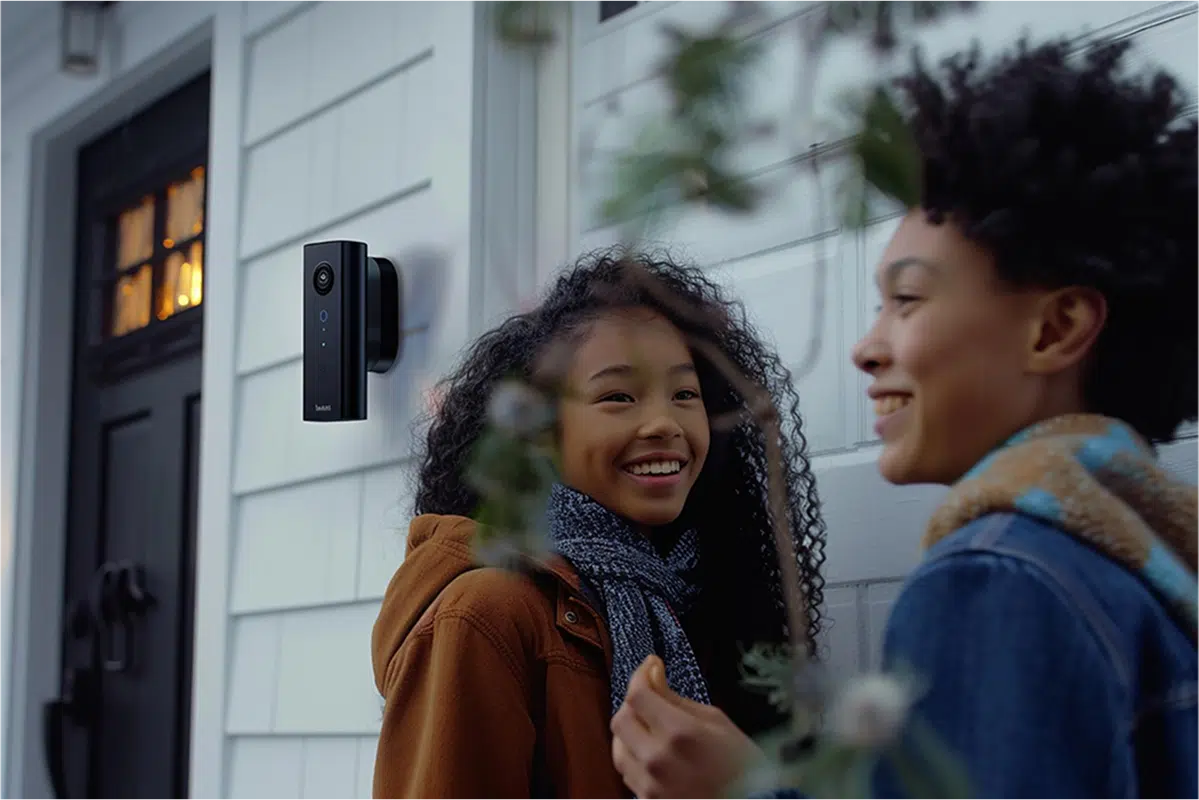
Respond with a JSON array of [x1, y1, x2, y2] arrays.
[[45, 72, 210, 799]]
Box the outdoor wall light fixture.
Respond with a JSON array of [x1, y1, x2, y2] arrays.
[[60, 1, 113, 76], [302, 240, 404, 423]]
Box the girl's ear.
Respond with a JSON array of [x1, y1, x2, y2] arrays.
[[1027, 286, 1108, 375]]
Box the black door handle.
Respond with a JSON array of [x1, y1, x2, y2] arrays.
[[89, 560, 156, 672]]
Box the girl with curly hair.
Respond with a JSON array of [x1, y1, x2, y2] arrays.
[[610, 36, 1197, 799], [369, 249, 827, 797]]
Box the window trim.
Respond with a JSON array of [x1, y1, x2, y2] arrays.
[[74, 82, 210, 383], [534, 2, 575, 288]]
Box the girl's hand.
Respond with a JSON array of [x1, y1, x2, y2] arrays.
[[611, 656, 761, 798]]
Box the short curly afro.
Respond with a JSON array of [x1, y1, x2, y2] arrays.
[[896, 36, 1197, 443]]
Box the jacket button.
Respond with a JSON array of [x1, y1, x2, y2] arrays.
[[564, 610, 579, 624]]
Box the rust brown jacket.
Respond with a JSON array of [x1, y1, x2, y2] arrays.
[[370, 513, 629, 799]]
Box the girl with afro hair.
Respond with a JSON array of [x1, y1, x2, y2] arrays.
[[369, 249, 828, 797], [610, 36, 1197, 799]]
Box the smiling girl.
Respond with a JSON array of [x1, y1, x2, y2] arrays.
[[369, 250, 827, 797]]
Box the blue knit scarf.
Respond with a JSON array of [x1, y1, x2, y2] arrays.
[[545, 483, 711, 714]]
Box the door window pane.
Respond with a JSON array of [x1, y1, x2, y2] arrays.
[[112, 264, 153, 337], [157, 241, 204, 321], [117, 196, 155, 270], [164, 166, 205, 248], [106, 164, 205, 339], [600, 1, 637, 21]]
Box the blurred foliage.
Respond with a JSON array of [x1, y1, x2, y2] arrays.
[[840, 87, 925, 228], [495, 0, 558, 46], [465, 381, 561, 563], [495, 1, 974, 232]]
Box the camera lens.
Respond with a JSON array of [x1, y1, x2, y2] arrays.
[[313, 263, 334, 295]]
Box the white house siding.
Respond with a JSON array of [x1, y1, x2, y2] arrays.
[[222, 1, 515, 797], [2, 0, 534, 797], [567, 0, 1199, 677]]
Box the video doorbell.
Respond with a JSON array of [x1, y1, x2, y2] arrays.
[[303, 240, 403, 422]]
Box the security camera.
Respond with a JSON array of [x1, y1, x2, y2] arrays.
[[303, 240, 403, 422]]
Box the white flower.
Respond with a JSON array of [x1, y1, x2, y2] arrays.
[[488, 380, 554, 436], [827, 673, 913, 750]]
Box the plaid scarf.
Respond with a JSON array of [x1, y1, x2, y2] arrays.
[[546, 483, 711, 714], [926, 414, 1198, 640]]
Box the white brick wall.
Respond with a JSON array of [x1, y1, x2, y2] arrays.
[[567, 0, 1199, 672]]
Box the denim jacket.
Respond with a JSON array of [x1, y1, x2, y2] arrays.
[[874, 511, 1198, 798]]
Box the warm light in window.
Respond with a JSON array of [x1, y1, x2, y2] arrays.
[[157, 240, 204, 321], [112, 265, 152, 336], [117, 196, 154, 270], [109, 165, 206, 339], [189, 243, 204, 306], [162, 165, 205, 318], [166, 167, 205, 244]]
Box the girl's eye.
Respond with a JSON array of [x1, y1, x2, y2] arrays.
[[674, 389, 701, 401], [893, 293, 921, 306], [599, 392, 635, 403], [876, 294, 921, 314]]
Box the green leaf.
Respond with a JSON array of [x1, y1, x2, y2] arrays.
[[820, 2, 977, 45], [739, 643, 797, 714], [662, 28, 763, 116], [464, 422, 561, 562], [853, 87, 922, 210], [701, 165, 760, 213]]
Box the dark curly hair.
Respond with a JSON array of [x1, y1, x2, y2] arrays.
[[413, 248, 827, 735], [897, 36, 1197, 442]]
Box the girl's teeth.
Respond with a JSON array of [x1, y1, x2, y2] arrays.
[[873, 396, 911, 416], [628, 460, 682, 476]]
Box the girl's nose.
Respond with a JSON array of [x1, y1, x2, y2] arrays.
[[638, 412, 685, 441], [852, 330, 890, 375]]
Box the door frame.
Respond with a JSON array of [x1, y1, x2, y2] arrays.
[[2, 10, 241, 797], [532, 1, 575, 289]]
